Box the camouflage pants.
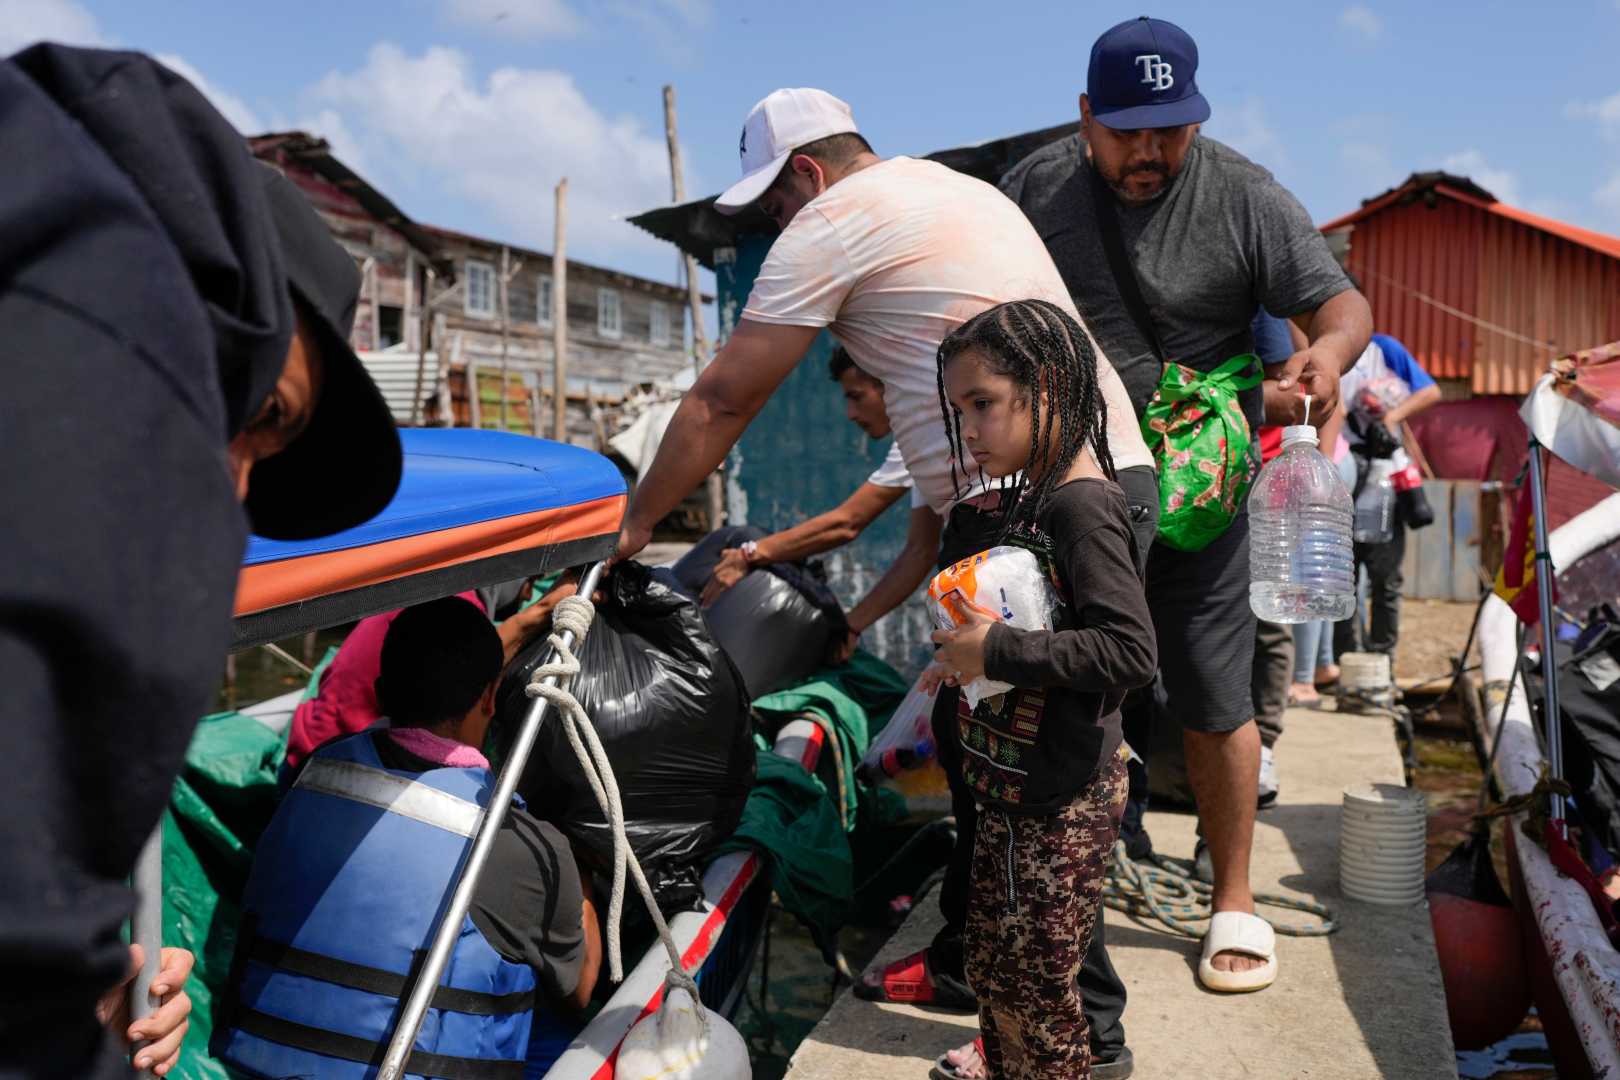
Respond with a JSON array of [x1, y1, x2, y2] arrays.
[[964, 752, 1129, 1079]]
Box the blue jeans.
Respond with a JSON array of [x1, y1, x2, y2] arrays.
[[1292, 619, 1336, 684]]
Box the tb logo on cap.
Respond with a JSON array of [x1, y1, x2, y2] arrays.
[[1135, 53, 1174, 92]]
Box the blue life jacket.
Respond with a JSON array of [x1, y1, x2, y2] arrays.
[[215, 731, 537, 1080]]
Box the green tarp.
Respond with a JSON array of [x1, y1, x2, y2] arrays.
[[158, 647, 912, 1080], [720, 650, 911, 947], [751, 650, 909, 831], [161, 710, 286, 1080]]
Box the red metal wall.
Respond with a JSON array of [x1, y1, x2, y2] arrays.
[[1343, 201, 1620, 396]]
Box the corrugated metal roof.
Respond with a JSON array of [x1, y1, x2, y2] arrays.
[[357, 349, 440, 425], [1327, 174, 1620, 396], [1321, 173, 1620, 262]]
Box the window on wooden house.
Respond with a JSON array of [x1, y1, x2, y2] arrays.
[[597, 287, 622, 339], [537, 275, 554, 326], [464, 259, 495, 319], [649, 301, 671, 347], [378, 305, 404, 349]]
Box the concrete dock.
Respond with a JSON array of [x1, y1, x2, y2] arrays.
[[786, 706, 1459, 1080]]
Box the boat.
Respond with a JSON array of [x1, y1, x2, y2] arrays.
[[1471, 341, 1620, 1077], [148, 427, 830, 1079]]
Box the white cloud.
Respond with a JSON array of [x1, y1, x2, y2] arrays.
[[1439, 148, 1521, 206], [1567, 90, 1620, 141], [1567, 91, 1620, 228], [0, 0, 105, 55], [155, 52, 263, 134], [1595, 169, 1620, 225], [1340, 140, 1399, 191], [1209, 97, 1290, 176], [310, 43, 684, 264], [443, 0, 583, 39], [1338, 4, 1383, 41], [0, 2, 265, 137]]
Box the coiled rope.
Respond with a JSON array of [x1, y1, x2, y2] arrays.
[[1102, 841, 1338, 938], [524, 594, 705, 1020]]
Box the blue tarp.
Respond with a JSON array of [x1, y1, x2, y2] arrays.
[[243, 429, 625, 566]]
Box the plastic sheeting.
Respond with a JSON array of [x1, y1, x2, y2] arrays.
[[495, 561, 756, 901], [160, 711, 287, 1080], [1522, 372, 1620, 491]]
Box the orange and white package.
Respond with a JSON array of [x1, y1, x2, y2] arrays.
[[927, 545, 1059, 707]]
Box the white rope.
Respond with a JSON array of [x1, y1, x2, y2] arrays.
[[525, 594, 706, 1020]]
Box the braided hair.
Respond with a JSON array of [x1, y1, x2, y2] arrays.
[[934, 298, 1117, 542]]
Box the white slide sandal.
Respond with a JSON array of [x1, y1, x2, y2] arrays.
[[1198, 910, 1278, 993]]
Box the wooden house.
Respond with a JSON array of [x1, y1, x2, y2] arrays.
[[248, 131, 704, 447]]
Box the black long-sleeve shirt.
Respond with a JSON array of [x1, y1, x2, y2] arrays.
[[958, 479, 1156, 813]]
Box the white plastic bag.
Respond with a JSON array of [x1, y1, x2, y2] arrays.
[[927, 545, 1059, 708], [859, 673, 938, 777]]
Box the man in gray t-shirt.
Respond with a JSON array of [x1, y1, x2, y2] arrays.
[[1002, 15, 1371, 998]]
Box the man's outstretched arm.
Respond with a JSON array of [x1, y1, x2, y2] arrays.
[[835, 506, 945, 661], [701, 482, 906, 606], [616, 319, 822, 561]]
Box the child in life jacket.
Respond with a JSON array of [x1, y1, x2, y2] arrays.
[[921, 298, 1156, 1078]]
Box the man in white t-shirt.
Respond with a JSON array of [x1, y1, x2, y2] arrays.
[[613, 88, 1152, 557], [700, 347, 942, 661], [614, 87, 1151, 1079]]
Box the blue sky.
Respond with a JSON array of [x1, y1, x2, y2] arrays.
[[8, 0, 1620, 298]]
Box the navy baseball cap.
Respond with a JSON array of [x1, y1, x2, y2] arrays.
[[1087, 16, 1211, 130]]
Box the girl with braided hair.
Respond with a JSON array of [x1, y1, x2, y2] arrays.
[[922, 299, 1156, 1079]]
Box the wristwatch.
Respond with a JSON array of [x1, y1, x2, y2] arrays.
[[739, 539, 760, 566]]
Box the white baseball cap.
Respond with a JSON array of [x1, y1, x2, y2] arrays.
[[714, 88, 860, 215]]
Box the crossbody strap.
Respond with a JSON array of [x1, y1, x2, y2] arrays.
[[1088, 162, 1166, 367]]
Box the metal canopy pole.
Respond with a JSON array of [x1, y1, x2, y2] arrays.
[[1526, 440, 1565, 828], [129, 824, 163, 1076], [378, 560, 606, 1080]]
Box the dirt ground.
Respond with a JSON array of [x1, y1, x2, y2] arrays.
[[1393, 597, 1482, 685]]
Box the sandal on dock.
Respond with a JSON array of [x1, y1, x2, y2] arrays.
[[854, 948, 976, 1009], [929, 1037, 985, 1080], [1197, 911, 1278, 993]]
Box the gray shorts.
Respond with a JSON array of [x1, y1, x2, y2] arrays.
[[1116, 466, 1258, 735]]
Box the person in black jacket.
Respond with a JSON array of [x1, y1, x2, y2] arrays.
[[0, 45, 400, 1078]]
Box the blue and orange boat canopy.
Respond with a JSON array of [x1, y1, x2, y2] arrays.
[[233, 429, 626, 648]]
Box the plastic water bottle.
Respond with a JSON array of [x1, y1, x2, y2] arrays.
[[855, 737, 935, 784], [1249, 424, 1356, 623], [1354, 458, 1396, 543], [1389, 448, 1423, 494]]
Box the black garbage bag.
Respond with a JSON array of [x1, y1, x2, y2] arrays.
[[494, 561, 755, 904], [670, 526, 849, 698]]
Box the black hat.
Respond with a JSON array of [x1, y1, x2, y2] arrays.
[[244, 167, 403, 541]]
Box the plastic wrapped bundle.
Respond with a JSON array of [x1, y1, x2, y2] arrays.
[[927, 546, 1059, 708], [670, 526, 848, 698], [494, 561, 755, 899]]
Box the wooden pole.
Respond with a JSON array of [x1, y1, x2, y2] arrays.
[[552, 179, 568, 443], [498, 245, 511, 432], [662, 84, 724, 529], [662, 85, 710, 370], [366, 257, 381, 351], [411, 265, 436, 426]]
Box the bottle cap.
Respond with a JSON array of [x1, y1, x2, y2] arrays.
[[1281, 424, 1319, 448]]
